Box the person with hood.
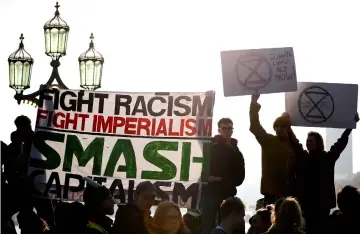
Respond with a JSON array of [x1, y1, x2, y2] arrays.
[[112, 181, 157, 234], [286, 113, 359, 233], [249, 92, 296, 205], [201, 117, 245, 234], [83, 179, 115, 234]]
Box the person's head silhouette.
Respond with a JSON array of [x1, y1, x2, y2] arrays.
[[14, 115, 32, 132]]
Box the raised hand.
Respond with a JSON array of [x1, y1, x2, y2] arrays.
[[251, 90, 260, 103], [281, 112, 290, 118]]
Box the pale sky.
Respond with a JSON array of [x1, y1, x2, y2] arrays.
[[1, 0, 359, 202]]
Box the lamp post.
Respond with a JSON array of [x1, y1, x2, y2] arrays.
[[8, 2, 104, 106]]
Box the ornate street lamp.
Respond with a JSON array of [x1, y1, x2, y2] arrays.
[[79, 33, 104, 91], [8, 34, 34, 95], [7, 2, 104, 106], [44, 2, 69, 60]]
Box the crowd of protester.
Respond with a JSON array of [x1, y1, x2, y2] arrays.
[[1, 91, 360, 234]]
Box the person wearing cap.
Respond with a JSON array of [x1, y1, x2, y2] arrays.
[[249, 91, 296, 206], [112, 181, 157, 234], [83, 185, 115, 234]]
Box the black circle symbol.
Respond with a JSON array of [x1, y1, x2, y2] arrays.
[[235, 55, 273, 90], [298, 86, 335, 124]]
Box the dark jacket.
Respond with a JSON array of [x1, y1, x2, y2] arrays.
[[208, 135, 245, 198], [328, 211, 360, 234], [288, 129, 351, 211], [85, 215, 113, 234], [249, 103, 296, 197], [111, 204, 151, 234], [262, 226, 305, 234]]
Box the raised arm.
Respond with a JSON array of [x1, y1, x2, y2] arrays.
[[249, 92, 268, 144], [287, 127, 305, 156], [328, 113, 359, 162]]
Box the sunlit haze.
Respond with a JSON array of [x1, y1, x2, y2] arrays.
[[1, 0, 359, 205]]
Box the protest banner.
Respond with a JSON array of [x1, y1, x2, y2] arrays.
[[285, 82, 358, 129], [221, 47, 297, 96], [28, 88, 215, 209]]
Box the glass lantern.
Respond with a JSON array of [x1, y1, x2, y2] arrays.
[[8, 34, 34, 94], [78, 33, 104, 91], [44, 2, 70, 59]]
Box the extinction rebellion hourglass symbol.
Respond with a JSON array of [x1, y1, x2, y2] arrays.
[[298, 86, 335, 124], [235, 55, 273, 90]]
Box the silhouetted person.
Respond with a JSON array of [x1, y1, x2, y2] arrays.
[[247, 205, 273, 234], [53, 201, 87, 234], [83, 184, 115, 234], [6, 116, 33, 186], [1, 141, 19, 234], [112, 181, 157, 234], [264, 197, 305, 234], [211, 197, 246, 234], [18, 210, 50, 234], [249, 92, 296, 205], [150, 201, 190, 234], [287, 113, 359, 233], [202, 118, 245, 234], [183, 209, 202, 234], [6, 116, 55, 229], [329, 186, 360, 234]]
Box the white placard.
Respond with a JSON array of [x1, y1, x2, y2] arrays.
[[285, 82, 358, 129], [221, 47, 297, 96]]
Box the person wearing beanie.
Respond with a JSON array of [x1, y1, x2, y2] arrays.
[[83, 180, 115, 234], [249, 91, 296, 205], [201, 117, 245, 234]]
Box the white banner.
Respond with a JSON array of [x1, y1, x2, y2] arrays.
[[28, 89, 215, 208]]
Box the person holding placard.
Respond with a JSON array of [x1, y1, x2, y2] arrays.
[[249, 92, 296, 205], [286, 113, 359, 233]]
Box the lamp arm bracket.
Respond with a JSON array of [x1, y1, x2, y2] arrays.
[[14, 58, 69, 106]]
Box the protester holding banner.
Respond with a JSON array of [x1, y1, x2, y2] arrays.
[[201, 118, 245, 234], [286, 113, 359, 233], [249, 92, 296, 205], [6, 115, 33, 185]]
